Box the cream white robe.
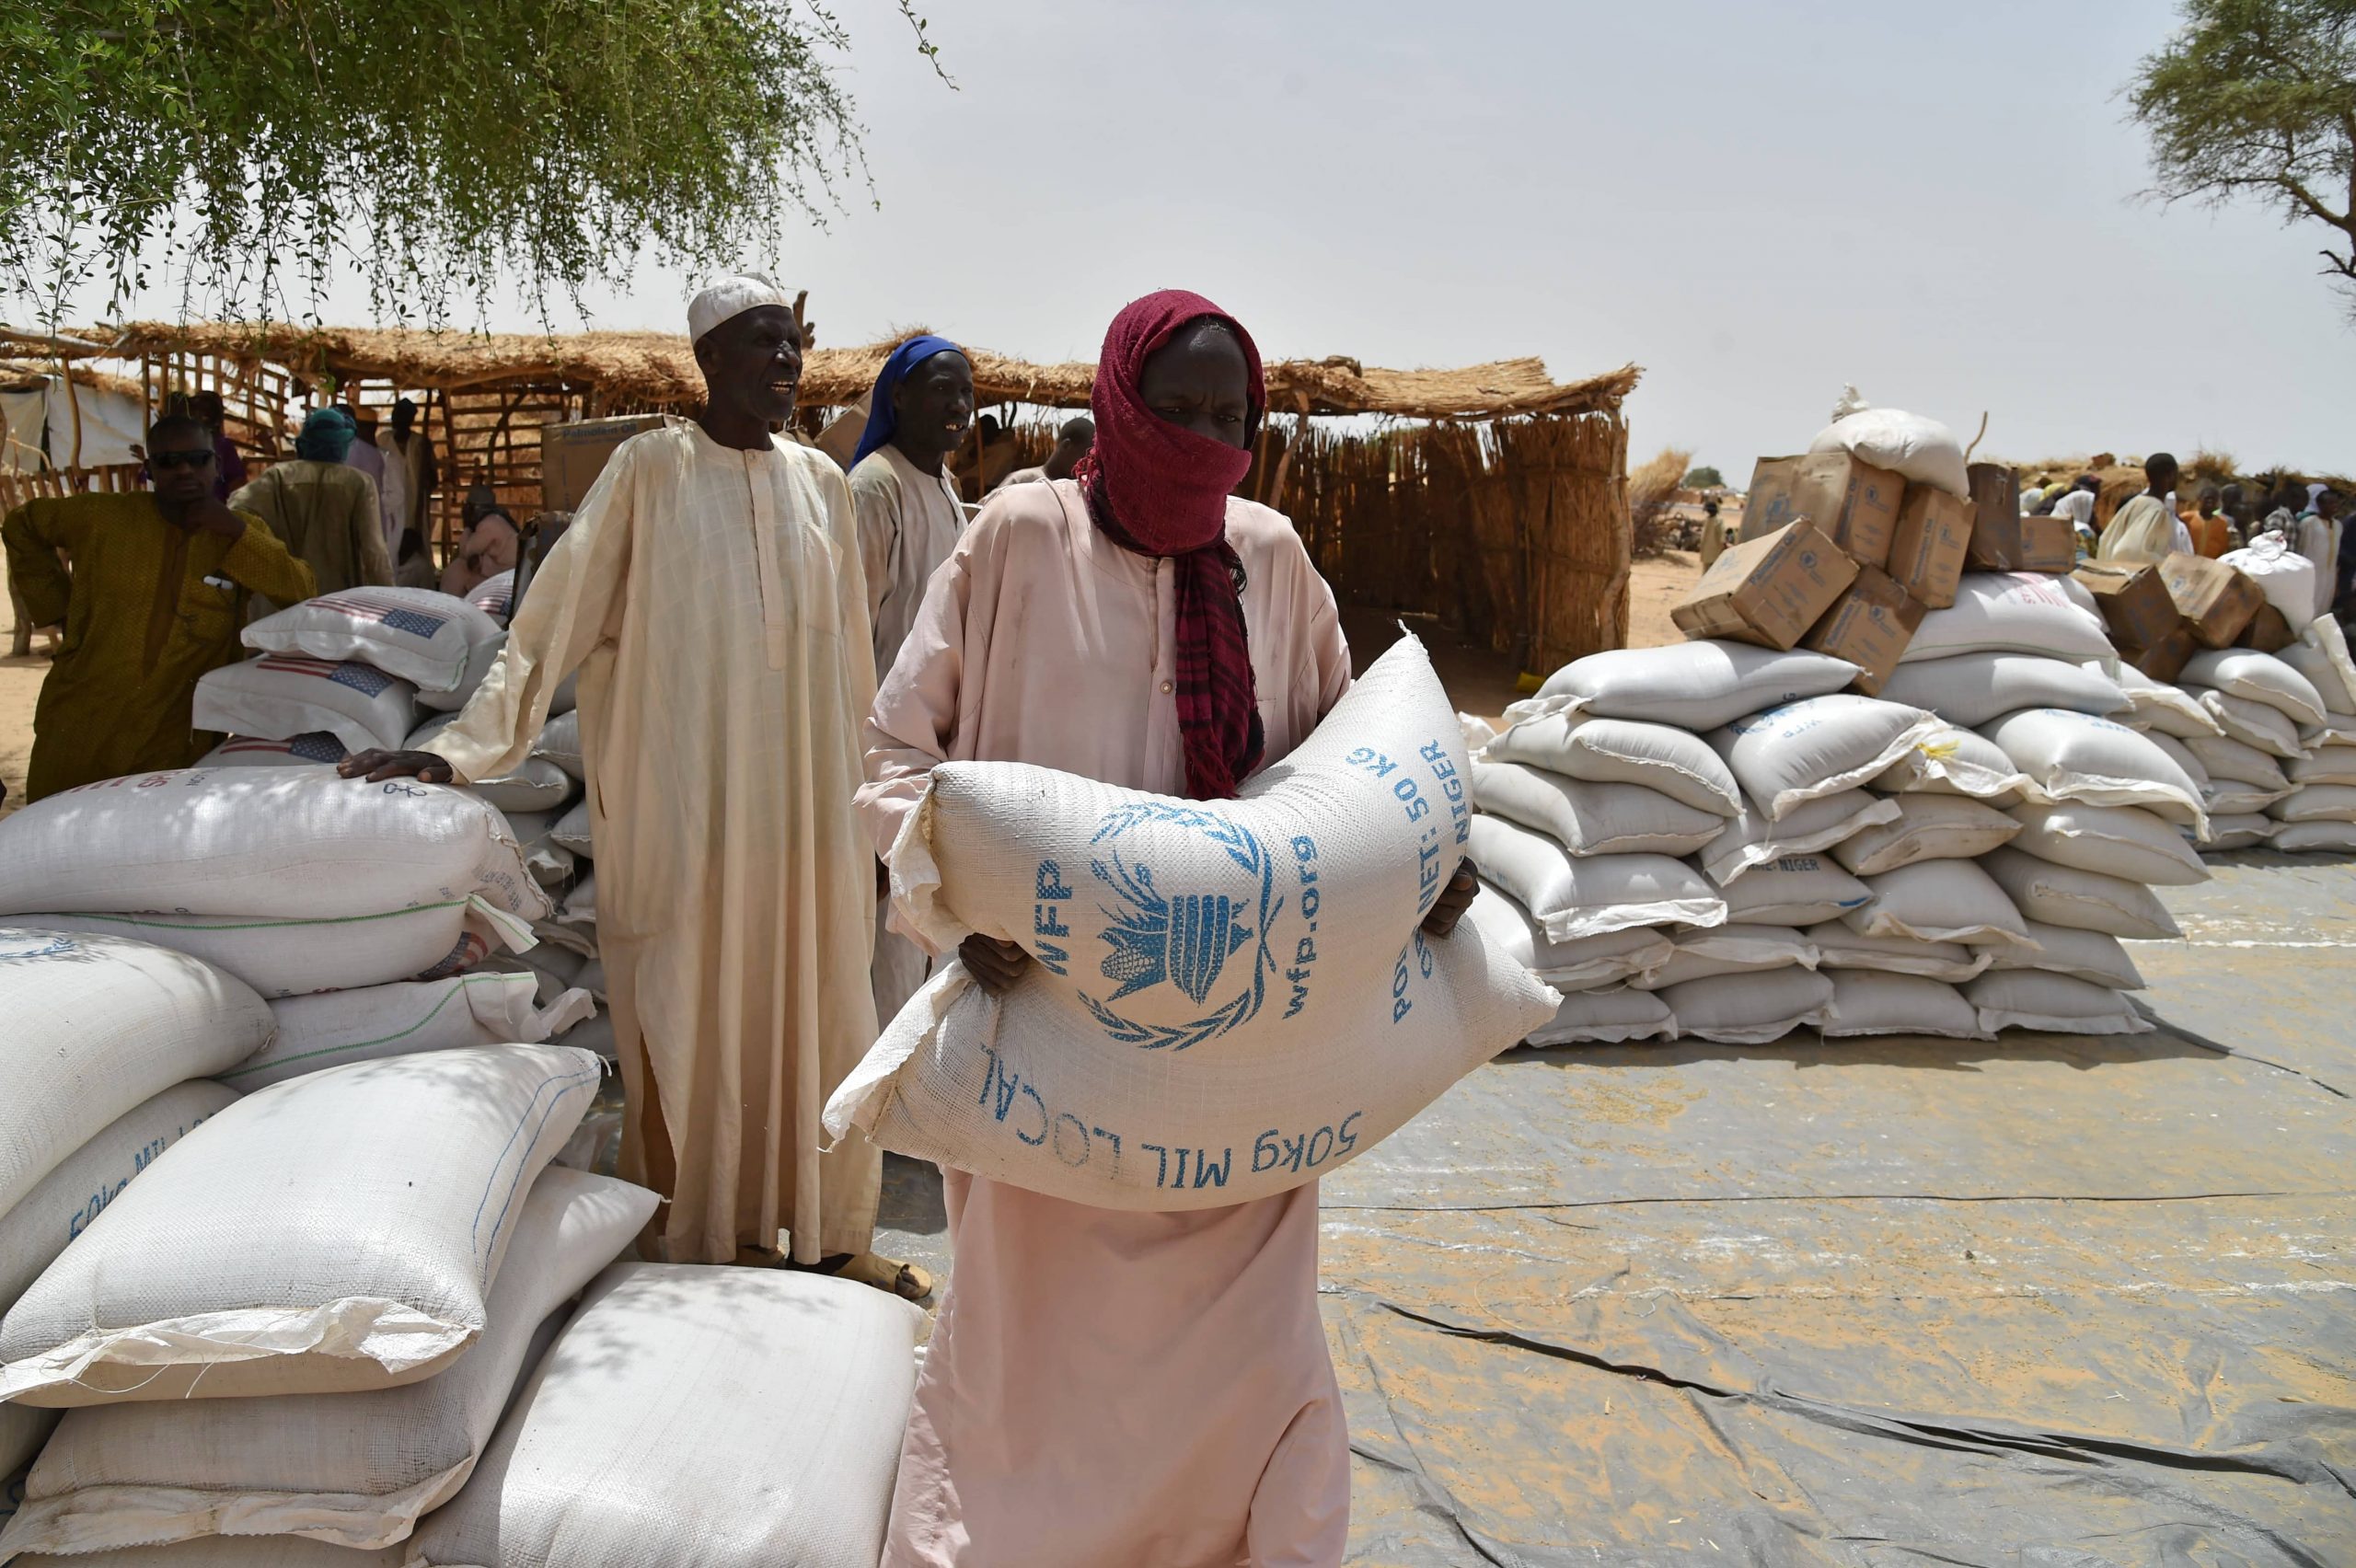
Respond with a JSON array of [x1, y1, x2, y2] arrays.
[[427, 422, 883, 1265], [860, 479, 1355, 1568], [851, 444, 968, 1032]]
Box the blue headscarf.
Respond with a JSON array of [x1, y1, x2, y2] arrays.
[[851, 334, 963, 467], [294, 406, 356, 463]]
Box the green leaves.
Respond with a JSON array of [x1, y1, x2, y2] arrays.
[[0, 0, 939, 326], [2128, 0, 2356, 310]]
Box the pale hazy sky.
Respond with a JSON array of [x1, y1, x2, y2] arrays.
[[72, 0, 2356, 476]]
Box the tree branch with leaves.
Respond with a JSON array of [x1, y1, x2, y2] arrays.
[[2127, 0, 2356, 314], [0, 0, 948, 328]]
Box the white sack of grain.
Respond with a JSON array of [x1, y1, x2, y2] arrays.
[[2110, 664, 2223, 738], [1831, 795, 2021, 875], [2270, 784, 2356, 823], [1482, 714, 1740, 815], [0, 1082, 237, 1315], [1978, 709, 2206, 828], [1809, 392, 1969, 495], [531, 709, 584, 781], [1659, 968, 1834, 1045], [1471, 816, 1727, 942], [1979, 847, 2181, 940], [243, 588, 501, 697], [2184, 733, 2292, 794], [415, 629, 508, 715], [2192, 688, 2305, 759], [482, 942, 587, 1008], [1870, 726, 2032, 803], [2006, 801, 2208, 886], [1713, 854, 1872, 926], [1877, 653, 2129, 729], [406, 1263, 922, 1568], [2281, 618, 2356, 714], [0, 1170, 653, 1557], [1823, 972, 1988, 1039], [1527, 986, 1677, 1045], [827, 638, 1559, 1209], [500, 808, 574, 887], [1806, 922, 1992, 982], [7, 901, 532, 1001], [1631, 923, 1817, 990], [1462, 887, 1671, 991], [1965, 971, 2154, 1036], [196, 733, 349, 768], [403, 714, 574, 813], [1708, 697, 1944, 820], [1984, 922, 2144, 990], [2289, 746, 2356, 786], [2201, 813, 2274, 850], [1900, 573, 2114, 664], [1470, 762, 1726, 857], [555, 1008, 615, 1060], [192, 658, 417, 755], [2147, 732, 2211, 791], [1698, 789, 1899, 886], [2270, 820, 2356, 852], [2221, 536, 2318, 631], [2179, 649, 2327, 730], [1510, 642, 1859, 732], [2204, 782, 2290, 817], [1845, 859, 2031, 947], [4, 1404, 57, 1486], [0, 768, 548, 923], [0, 1043, 601, 1407], [549, 798, 595, 854], [0, 930, 270, 1217], [230, 974, 597, 1092]]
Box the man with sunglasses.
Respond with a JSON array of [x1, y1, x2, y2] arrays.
[[2, 412, 315, 801]]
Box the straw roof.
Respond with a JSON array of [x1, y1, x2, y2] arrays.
[[0, 359, 144, 401], [86, 320, 1640, 421]]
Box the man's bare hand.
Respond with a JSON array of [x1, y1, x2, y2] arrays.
[[187, 498, 248, 542], [960, 934, 1032, 996], [1420, 858, 1478, 938], [338, 749, 457, 784]]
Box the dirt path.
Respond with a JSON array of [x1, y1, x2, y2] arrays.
[[1, 549, 48, 816]]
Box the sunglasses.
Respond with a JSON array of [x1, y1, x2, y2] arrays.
[[150, 449, 215, 471]]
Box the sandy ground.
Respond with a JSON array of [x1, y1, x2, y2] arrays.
[[0, 550, 1704, 816]]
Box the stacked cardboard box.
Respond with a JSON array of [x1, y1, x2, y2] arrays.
[[1962, 463, 2076, 573], [1673, 452, 1968, 695]]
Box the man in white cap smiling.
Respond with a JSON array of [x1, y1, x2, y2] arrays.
[[342, 273, 928, 1297]]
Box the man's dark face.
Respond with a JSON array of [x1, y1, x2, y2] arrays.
[[190, 393, 225, 432], [890, 352, 975, 461], [1138, 323, 1253, 449], [148, 431, 215, 509], [391, 401, 417, 435], [697, 306, 803, 428]]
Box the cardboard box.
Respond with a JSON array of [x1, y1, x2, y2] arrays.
[[2071, 562, 2179, 651], [1744, 453, 1903, 570], [1968, 510, 2076, 572], [1799, 566, 1925, 696], [541, 415, 673, 511], [1672, 520, 1860, 651], [2157, 552, 2263, 649], [2114, 628, 2196, 685], [2236, 602, 2295, 653], [1967, 463, 2019, 530], [1886, 484, 1973, 608]]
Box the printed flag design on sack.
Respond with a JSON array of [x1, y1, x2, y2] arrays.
[[257, 653, 403, 698]]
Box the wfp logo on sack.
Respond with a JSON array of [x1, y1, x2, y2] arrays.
[[1058, 802, 1283, 1052]]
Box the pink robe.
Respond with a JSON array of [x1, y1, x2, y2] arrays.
[[860, 478, 1354, 1568]]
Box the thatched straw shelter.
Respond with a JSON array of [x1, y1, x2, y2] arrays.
[[16, 317, 1641, 674]]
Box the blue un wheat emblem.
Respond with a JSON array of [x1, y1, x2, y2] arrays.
[[1081, 802, 1278, 1051]]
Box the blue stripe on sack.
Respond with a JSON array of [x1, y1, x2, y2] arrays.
[[470, 1063, 603, 1278]]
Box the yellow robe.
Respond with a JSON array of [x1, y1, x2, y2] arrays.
[[3, 493, 315, 801], [422, 423, 883, 1264]]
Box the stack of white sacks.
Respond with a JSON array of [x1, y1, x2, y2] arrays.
[[2146, 618, 2356, 859], [0, 978, 922, 1566], [1470, 572, 2211, 1044]]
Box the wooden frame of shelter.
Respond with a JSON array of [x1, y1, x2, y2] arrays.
[[21, 319, 1641, 674]]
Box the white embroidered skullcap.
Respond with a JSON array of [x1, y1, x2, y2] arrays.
[[687, 271, 793, 342]]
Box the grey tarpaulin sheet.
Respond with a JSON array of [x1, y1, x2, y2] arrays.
[[878, 855, 2355, 1564]]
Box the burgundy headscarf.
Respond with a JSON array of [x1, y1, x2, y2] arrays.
[[1073, 290, 1268, 800]]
